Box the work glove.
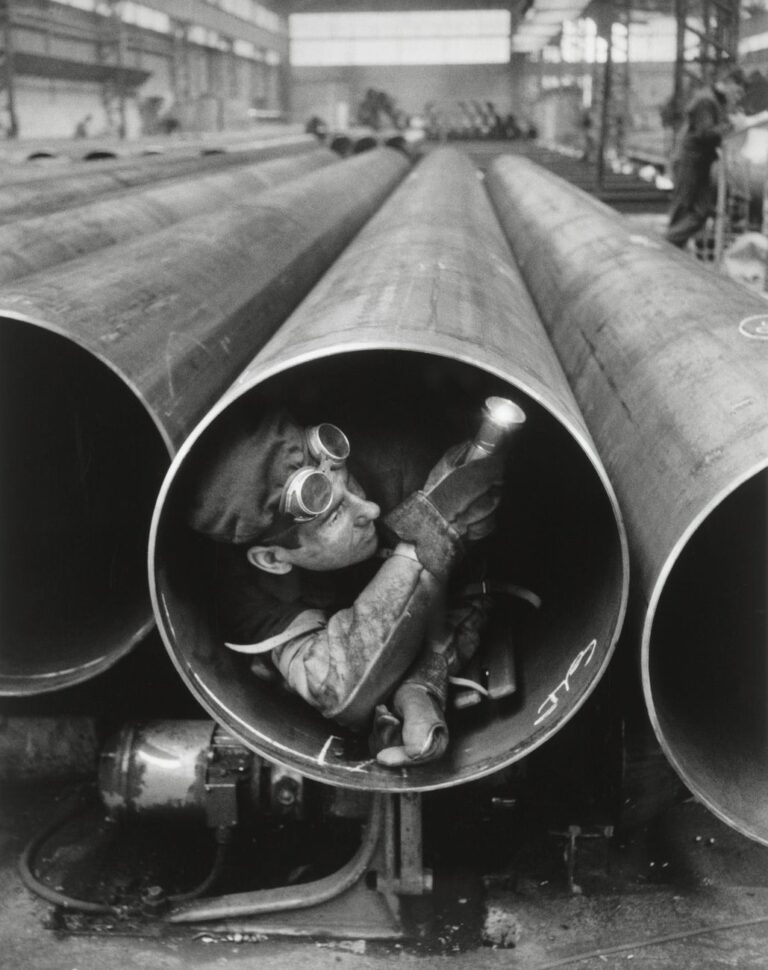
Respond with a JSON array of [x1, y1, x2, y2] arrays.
[[375, 684, 449, 767], [369, 586, 493, 767], [381, 443, 504, 581], [371, 650, 450, 767]]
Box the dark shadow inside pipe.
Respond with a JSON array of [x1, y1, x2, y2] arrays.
[[27, 152, 59, 161], [330, 135, 352, 157], [0, 319, 169, 694], [154, 351, 623, 791], [648, 469, 768, 840], [353, 136, 379, 154], [83, 151, 119, 161], [384, 135, 408, 155]]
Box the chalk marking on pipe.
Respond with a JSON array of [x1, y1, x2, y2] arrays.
[[343, 759, 378, 772], [534, 639, 597, 727], [738, 314, 768, 339], [731, 397, 754, 412], [318, 734, 343, 765], [165, 331, 216, 397]]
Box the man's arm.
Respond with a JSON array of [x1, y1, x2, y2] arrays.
[[273, 543, 440, 727], [273, 452, 504, 730]]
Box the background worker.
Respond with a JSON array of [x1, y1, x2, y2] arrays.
[[186, 408, 507, 768], [666, 67, 746, 249]]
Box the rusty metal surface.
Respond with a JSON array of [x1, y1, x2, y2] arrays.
[[0, 135, 318, 225], [486, 153, 768, 845], [0, 148, 411, 696], [150, 147, 627, 793], [0, 148, 337, 284]]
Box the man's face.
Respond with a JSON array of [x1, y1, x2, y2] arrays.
[[279, 467, 381, 572], [719, 79, 744, 111]]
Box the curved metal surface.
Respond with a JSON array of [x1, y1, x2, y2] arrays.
[[0, 148, 411, 696], [99, 720, 214, 818], [0, 148, 337, 284], [150, 147, 628, 793], [169, 794, 383, 923], [0, 135, 318, 226], [486, 153, 768, 845]]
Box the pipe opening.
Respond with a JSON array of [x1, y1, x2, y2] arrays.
[[384, 135, 408, 155], [329, 135, 352, 157], [647, 468, 768, 842], [83, 151, 119, 161], [153, 350, 624, 791], [352, 136, 379, 154], [0, 319, 169, 695]]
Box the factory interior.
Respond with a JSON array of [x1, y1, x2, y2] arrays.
[[2, 1, 768, 968]]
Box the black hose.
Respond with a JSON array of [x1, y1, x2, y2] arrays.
[[168, 830, 231, 904], [18, 786, 230, 915], [18, 786, 120, 916]]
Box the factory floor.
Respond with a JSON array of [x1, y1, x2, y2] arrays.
[[3, 778, 768, 970]]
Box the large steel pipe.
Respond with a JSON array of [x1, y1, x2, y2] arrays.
[[0, 148, 410, 696], [486, 154, 768, 844], [0, 148, 337, 284], [0, 135, 317, 225], [150, 147, 628, 793]]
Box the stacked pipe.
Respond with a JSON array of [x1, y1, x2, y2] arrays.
[[149, 147, 628, 793], [0, 134, 318, 224], [0, 147, 411, 696], [486, 155, 768, 845], [0, 148, 338, 284]]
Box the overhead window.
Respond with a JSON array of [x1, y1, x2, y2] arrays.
[[290, 9, 511, 66]]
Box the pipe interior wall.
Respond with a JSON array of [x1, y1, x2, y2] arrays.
[[0, 148, 338, 284], [0, 148, 411, 697], [0, 135, 319, 225], [150, 147, 628, 793], [485, 153, 768, 845]]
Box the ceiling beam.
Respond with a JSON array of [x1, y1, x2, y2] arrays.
[[279, 1, 521, 13]]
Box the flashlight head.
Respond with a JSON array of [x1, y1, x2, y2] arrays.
[[469, 397, 526, 458], [484, 396, 526, 431]]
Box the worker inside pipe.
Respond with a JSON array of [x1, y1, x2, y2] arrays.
[[185, 405, 514, 768]]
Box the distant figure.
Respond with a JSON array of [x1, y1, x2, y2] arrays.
[[580, 109, 595, 164], [305, 115, 328, 140], [503, 113, 521, 140], [485, 102, 503, 139], [73, 114, 92, 140], [666, 67, 746, 249]]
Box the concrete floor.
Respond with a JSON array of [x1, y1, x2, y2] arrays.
[[4, 778, 768, 970]]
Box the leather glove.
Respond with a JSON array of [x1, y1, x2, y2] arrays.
[[375, 685, 449, 767], [372, 651, 450, 768], [442, 594, 493, 670], [382, 443, 504, 580]]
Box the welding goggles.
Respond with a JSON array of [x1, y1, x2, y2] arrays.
[[278, 423, 351, 523]]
